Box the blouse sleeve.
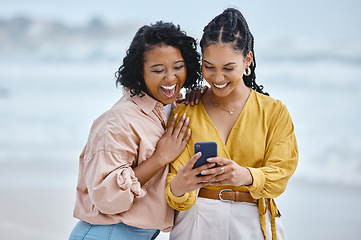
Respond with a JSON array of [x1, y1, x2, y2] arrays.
[[165, 147, 197, 211], [247, 104, 298, 199], [165, 109, 197, 211], [82, 113, 146, 215]]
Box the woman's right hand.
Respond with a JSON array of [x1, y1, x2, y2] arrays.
[[153, 113, 191, 166], [170, 152, 217, 197], [184, 86, 208, 105], [133, 113, 191, 186]]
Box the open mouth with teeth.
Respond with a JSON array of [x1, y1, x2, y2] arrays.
[[161, 83, 177, 98], [213, 82, 229, 89]]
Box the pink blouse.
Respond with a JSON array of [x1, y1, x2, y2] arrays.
[[73, 89, 174, 231]]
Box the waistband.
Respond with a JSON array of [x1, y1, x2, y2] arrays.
[[198, 188, 258, 204]]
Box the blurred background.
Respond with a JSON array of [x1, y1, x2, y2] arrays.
[[0, 0, 360, 239]]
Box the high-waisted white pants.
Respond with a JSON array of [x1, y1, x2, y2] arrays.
[[170, 197, 286, 240]]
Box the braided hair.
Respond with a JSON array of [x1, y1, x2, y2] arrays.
[[200, 8, 268, 95]]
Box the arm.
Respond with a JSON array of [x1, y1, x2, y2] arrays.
[[247, 105, 298, 199], [165, 106, 220, 211], [165, 146, 218, 211], [205, 104, 298, 199], [83, 112, 191, 215], [84, 149, 144, 214]]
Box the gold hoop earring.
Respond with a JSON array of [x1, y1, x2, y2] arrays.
[[244, 67, 251, 76]]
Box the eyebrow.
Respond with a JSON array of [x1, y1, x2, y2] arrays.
[[203, 60, 236, 66], [150, 64, 163, 68], [150, 60, 185, 68]]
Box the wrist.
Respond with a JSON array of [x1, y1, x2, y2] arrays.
[[243, 167, 253, 186], [150, 151, 167, 168], [170, 179, 185, 197]]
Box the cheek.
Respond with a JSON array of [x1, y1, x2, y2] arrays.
[[229, 70, 244, 81], [143, 73, 151, 88], [201, 68, 211, 81], [144, 73, 160, 91], [201, 66, 207, 76], [201, 71, 212, 85], [178, 69, 187, 83], [143, 70, 151, 82]]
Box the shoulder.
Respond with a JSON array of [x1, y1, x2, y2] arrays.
[[109, 95, 141, 119], [85, 96, 144, 152], [252, 90, 287, 113], [91, 96, 142, 134], [172, 102, 202, 117], [258, 93, 295, 133], [250, 91, 293, 127], [172, 103, 188, 115]]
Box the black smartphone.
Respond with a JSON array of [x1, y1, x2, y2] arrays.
[[193, 142, 218, 171]]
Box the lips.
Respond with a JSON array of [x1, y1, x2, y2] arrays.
[[161, 83, 177, 98]]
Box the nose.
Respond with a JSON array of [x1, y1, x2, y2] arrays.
[[214, 70, 225, 83], [165, 69, 176, 82]]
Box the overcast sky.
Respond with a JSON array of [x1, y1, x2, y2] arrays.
[[1, 0, 361, 41]]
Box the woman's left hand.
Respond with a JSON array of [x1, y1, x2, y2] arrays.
[[203, 157, 253, 186]]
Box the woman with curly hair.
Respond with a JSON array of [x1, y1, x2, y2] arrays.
[[69, 21, 201, 240], [165, 8, 298, 240]]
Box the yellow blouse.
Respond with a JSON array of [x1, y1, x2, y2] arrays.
[[165, 89, 298, 239]]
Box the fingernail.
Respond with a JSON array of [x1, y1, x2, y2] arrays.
[[207, 158, 212, 162], [210, 163, 216, 167], [196, 152, 202, 156], [174, 113, 178, 118], [201, 170, 207, 175], [186, 117, 189, 123], [195, 99, 199, 104], [182, 113, 186, 119]]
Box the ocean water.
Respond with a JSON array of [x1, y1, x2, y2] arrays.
[[1, 0, 361, 189]]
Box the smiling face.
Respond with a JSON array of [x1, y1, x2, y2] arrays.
[[201, 43, 252, 98], [143, 44, 187, 105]]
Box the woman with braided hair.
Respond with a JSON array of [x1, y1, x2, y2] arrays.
[[165, 8, 298, 240]]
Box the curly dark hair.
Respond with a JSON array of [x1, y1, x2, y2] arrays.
[[200, 8, 269, 96], [115, 21, 201, 96]]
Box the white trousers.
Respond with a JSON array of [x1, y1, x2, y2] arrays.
[[170, 197, 286, 240]]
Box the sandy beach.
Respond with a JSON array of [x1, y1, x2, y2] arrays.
[[0, 164, 359, 240]]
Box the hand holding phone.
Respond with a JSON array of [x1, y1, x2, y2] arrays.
[[193, 142, 218, 171], [169, 142, 219, 197]]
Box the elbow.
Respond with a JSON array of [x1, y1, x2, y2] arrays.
[[95, 200, 133, 215], [165, 195, 196, 212], [91, 188, 134, 215], [167, 201, 194, 212], [268, 188, 285, 199], [264, 181, 288, 199], [250, 181, 287, 199]]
